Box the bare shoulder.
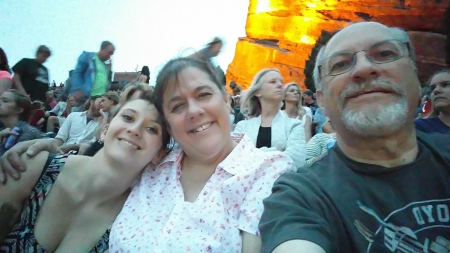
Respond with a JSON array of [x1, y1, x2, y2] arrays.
[[272, 240, 326, 253]]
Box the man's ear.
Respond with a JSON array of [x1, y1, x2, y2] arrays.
[[316, 89, 324, 108], [316, 89, 329, 116]]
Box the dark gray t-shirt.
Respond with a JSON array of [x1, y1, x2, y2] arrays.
[[260, 131, 450, 253]]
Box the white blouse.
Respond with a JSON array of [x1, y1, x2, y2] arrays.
[[110, 134, 295, 253]]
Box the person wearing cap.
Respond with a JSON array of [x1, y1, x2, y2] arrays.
[[302, 89, 319, 115], [12, 45, 51, 102]]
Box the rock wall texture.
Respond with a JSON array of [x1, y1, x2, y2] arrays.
[[227, 0, 450, 91]]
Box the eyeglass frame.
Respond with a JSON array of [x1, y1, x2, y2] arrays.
[[318, 39, 412, 79]]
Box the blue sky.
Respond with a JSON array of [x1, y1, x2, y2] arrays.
[[0, 0, 249, 86]]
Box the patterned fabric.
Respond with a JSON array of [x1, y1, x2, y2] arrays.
[[0, 153, 109, 253], [110, 133, 295, 253], [305, 133, 336, 165]]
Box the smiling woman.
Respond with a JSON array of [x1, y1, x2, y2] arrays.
[[0, 93, 169, 252], [109, 57, 295, 253]]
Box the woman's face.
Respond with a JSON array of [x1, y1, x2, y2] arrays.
[[100, 96, 113, 111], [103, 99, 163, 168], [67, 96, 77, 107], [162, 67, 231, 158], [429, 72, 450, 111], [256, 71, 284, 102], [285, 85, 301, 103]]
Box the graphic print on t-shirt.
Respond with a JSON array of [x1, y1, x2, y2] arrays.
[[355, 200, 450, 252], [35, 67, 49, 84]]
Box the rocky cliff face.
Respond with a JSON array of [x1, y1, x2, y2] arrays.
[[227, 0, 449, 90]]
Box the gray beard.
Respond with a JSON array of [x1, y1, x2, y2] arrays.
[[341, 97, 408, 137], [338, 79, 409, 137]]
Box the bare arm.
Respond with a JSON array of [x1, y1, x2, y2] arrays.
[[12, 74, 26, 94], [52, 138, 64, 147], [242, 232, 262, 253], [321, 120, 334, 134], [303, 115, 312, 143], [0, 139, 62, 184], [0, 78, 12, 95], [272, 240, 326, 253], [0, 151, 49, 241]]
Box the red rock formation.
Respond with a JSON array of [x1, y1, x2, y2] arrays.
[[227, 0, 449, 91]]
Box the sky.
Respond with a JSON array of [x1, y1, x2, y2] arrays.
[[0, 0, 249, 86]]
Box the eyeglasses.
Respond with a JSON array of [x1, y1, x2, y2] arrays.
[[319, 40, 411, 77]]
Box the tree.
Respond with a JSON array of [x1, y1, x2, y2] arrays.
[[303, 30, 336, 91]]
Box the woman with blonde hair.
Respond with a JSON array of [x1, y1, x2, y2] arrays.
[[282, 82, 313, 142], [234, 68, 306, 168]]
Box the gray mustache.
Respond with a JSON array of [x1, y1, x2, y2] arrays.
[[340, 80, 405, 102]]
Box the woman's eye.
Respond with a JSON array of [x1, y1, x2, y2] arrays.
[[146, 127, 158, 134], [171, 103, 185, 113], [122, 115, 132, 121]]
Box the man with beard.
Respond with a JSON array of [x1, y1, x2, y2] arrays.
[[259, 22, 450, 253], [51, 96, 101, 153]]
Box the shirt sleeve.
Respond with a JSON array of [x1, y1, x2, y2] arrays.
[[233, 120, 246, 134], [284, 120, 306, 168], [237, 152, 295, 236], [55, 113, 73, 143], [11, 59, 28, 75], [259, 171, 337, 253]]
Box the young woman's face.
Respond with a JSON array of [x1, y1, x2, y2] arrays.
[[103, 99, 163, 168]]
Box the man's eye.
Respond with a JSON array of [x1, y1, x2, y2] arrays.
[[199, 92, 212, 98]]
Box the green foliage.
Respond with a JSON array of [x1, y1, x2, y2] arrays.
[[303, 30, 336, 91]]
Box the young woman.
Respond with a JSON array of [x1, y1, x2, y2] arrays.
[[108, 58, 294, 253], [234, 69, 306, 168], [1, 58, 295, 253], [282, 82, 313, 142], [0, 94, 170, 252]]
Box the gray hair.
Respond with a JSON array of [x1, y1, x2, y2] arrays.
[[240, 68, 280, 117], [313, 26, 416, 90]]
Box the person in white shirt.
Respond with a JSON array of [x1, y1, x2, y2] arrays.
[[53, 96, 101, 153], [281, 82, 313, 142], [234, 69, 306, 168]]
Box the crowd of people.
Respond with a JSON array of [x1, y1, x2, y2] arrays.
[[0, 21, 449, 253]]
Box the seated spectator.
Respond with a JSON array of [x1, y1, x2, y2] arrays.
[[81, 85, 153, 156], [94, 91, 120, 139], [51, 96, 101, 153], [235, 68, 306, 168], [282, 82, 313, 142], [28, 101, 45, 128], [414, 69, 450, 134], [44, 90, 56, 110], [0, 95, 169, 252], [0, 89, 41, 155], [302, 89, 318, 115], [259, 22, 450, 253], [45, 95, 78, 133], [2, 57, 296, 253], [313, 107, 333, 134], [0, 48, 13, 95]]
